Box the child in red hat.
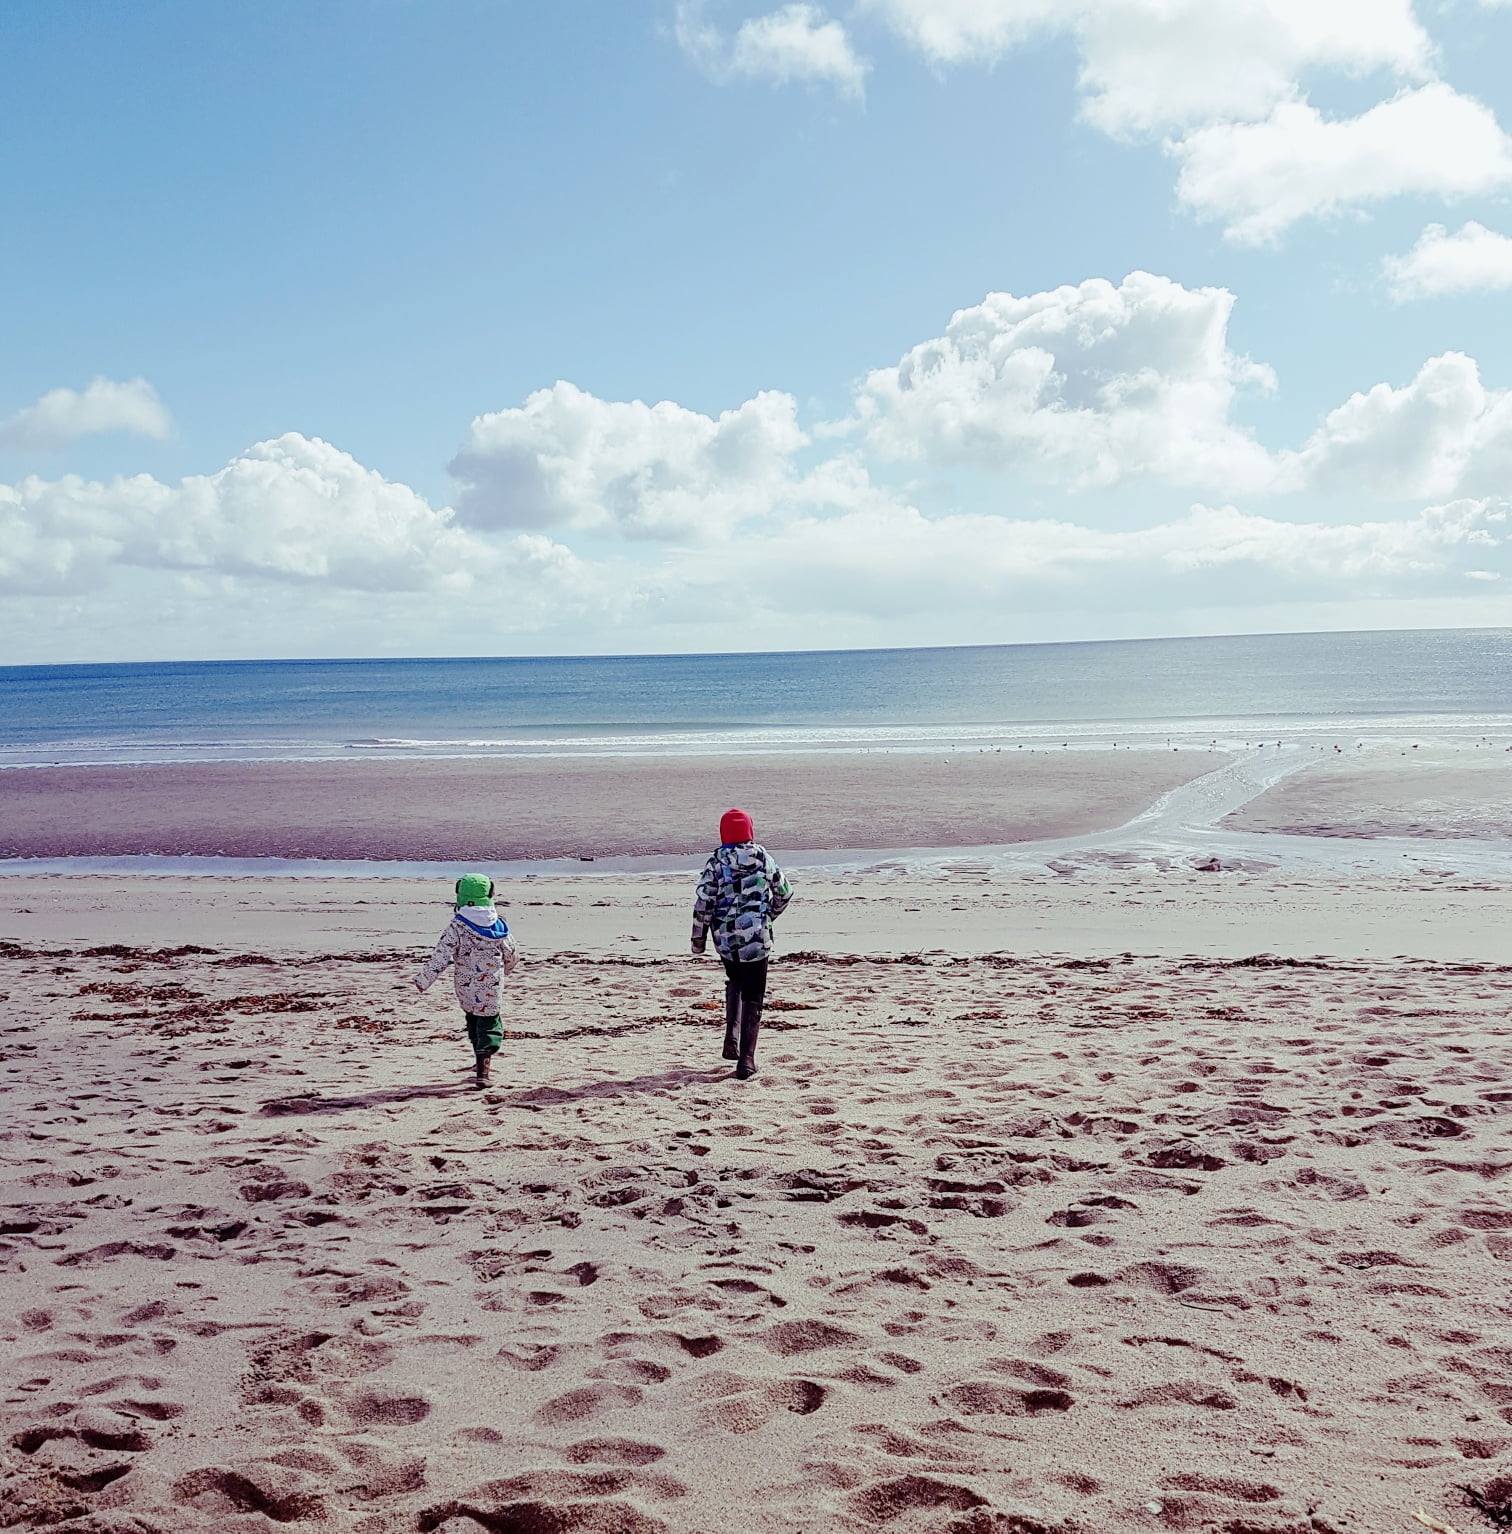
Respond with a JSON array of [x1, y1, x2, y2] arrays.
[[691, 808, 793, 1079]]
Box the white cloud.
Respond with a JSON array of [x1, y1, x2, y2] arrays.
[[1384, 220, 1512, 300], [864, 0, 1430, 133], [675, 3, 1508, 242], [675, 2, 868, 100], [448, 381, 810, 538], [669, 496, 1507, 620], [1172, 83, 1512, 244], [1283, 351, 1512, 500], [1073, 0, 1430, 137], [852, 272, 1277, 492], [4, 408, 1506, 654], [854, 2, 1512, 242], [0, 377, 174, 451], [0, 433, 510, 595], [733, 4, 869, 98], [847, 269, 1512, 502], [856, 0, 1060, 65]]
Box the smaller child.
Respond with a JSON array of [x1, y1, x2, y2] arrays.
[[414, 873, 518, 1087]]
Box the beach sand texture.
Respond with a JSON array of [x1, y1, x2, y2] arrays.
[[3, 915, 1511, 1533], [0, 751, 1213, 861], [4, 869, 1512, 964], [5, 741, 1512, 1532]]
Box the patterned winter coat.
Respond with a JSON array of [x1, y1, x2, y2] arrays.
[[691, 842, 793, 963], [415, 906, 518, 1015]]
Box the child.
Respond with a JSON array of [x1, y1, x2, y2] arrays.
[[691, 808, 793, 1080], [414, 873, 518, 1087]]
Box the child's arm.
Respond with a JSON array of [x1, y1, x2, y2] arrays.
[[690, 855, 719, 954], [768, 859, 793, 921], [500, 934, 519, 976], [414, 922, 461, 992]]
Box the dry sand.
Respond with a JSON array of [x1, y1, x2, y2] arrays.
[[0, 751, 1214, 861], [1226, 751, 1512, 843], [3, 870, 1512, 1533], [4, 870, 1512, 964]]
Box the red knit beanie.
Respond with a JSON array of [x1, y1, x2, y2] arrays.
[[720, 807, 754, 844]]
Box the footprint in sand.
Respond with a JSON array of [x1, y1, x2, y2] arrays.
[[536, 1383, 646, 1427], [690, 1370, 827, 1433]]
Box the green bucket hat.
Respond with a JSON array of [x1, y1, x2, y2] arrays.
[[455, 873, 494, 908]]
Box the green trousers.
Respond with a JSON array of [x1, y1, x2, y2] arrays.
[[465, 1013, 503, 1059]]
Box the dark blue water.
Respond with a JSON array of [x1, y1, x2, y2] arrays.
[[1, 629, 1509, 763]]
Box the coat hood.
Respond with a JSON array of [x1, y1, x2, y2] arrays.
[[454, 906, 510, 940]]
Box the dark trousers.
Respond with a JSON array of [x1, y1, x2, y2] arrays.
[[465, 1013, 502, 1059], [721, 957, 767, 1067], [720, 956, 768, 1017]]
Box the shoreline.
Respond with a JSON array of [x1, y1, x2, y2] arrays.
[[7, 744, 1512, 882], [4, 709, 1510, 773]]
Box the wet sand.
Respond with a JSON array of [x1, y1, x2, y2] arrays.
[[0, 751, 1215, 861], [1225, 749, 1512, 842]]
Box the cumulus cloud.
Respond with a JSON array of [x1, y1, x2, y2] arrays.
[[1172, 83, 1512, 244], [1384, 220, 1512, 300], [1282, 351, 1512, 500], [0, 434, 509, 595], [847, 269, 1512, 502], [15, 247, 1512, 653], [0, 377, 174, 451], [5, 405, 1506, 649], [676, 2, 868, 100], [851, 272, 1277, 492], [448, 381, 810, 538]]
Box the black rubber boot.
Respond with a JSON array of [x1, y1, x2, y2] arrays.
[[722, 980, 741, 1060], [474, 1052, 493, 1088], [735, 1000, 763, 1079]]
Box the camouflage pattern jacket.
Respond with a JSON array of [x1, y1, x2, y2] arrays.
[[690, 842, 793, 963]]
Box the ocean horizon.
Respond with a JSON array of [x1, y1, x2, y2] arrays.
[[2, 626, 1511, 768]]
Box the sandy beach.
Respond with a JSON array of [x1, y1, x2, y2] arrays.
[[1225, 750, 1512, 843], [3, 750, 1512, 1533], [0, 752, 1214, 862], [12, 0, 1512, 1518]]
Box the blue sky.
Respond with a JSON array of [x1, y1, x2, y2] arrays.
[[4, 0, 1512, 661]]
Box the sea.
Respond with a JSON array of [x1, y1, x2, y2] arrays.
[[2, 628, 1511, 769]]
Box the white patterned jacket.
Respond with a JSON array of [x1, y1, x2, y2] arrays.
[[415, 907, 518, 1016]]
